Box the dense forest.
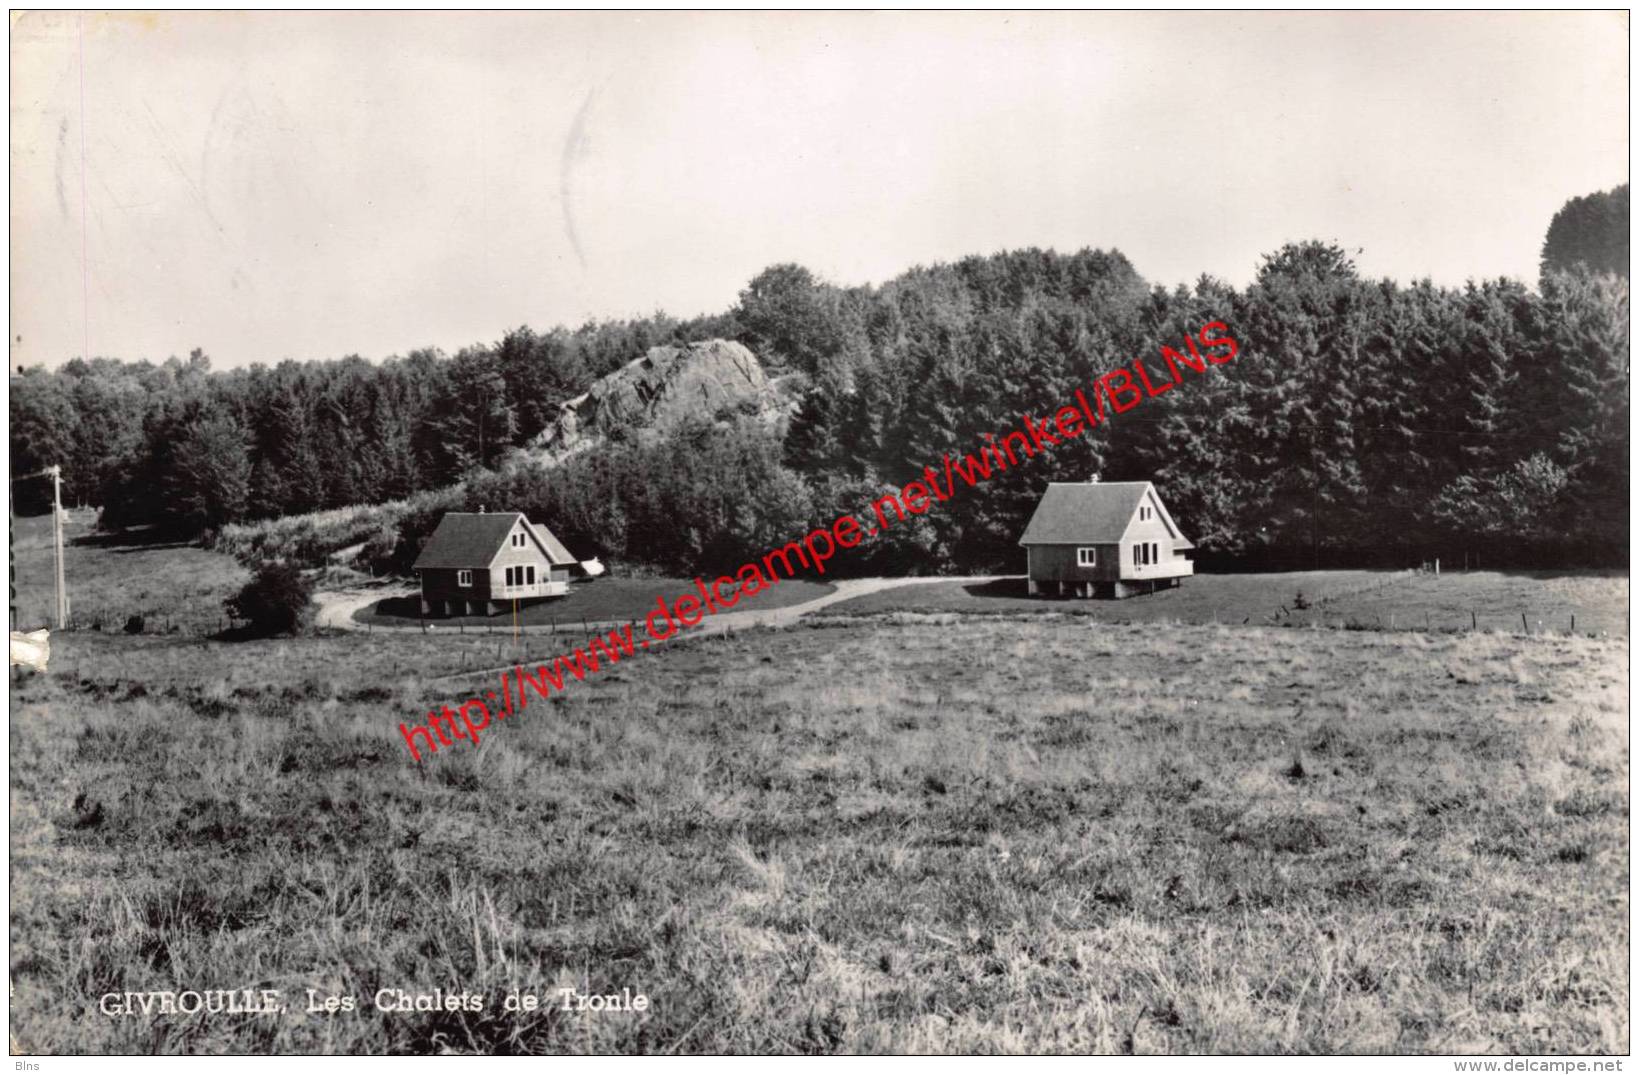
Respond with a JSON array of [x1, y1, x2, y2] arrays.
[[10, 185, 1629, 574]]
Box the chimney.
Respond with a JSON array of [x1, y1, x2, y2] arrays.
[[1089, 473, 1100, 483], [478, 505, 486, 514]]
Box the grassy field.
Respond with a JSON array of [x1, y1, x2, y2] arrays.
[[10, 609, 1629, 1053], [8, 520, 1630, 1053], [12, 510, 249, 636], [827, 571, 1630, 637], [356, 576, 836, 628]]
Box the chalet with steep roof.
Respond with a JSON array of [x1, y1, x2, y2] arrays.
[[1018, 480, 1195, 598], [412, 510, 583, 617]]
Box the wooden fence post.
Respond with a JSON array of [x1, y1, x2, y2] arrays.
[[1470, 611, 1476, 631], [1521, 612, 1528, 634]]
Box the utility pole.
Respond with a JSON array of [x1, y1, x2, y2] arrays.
[[51, 465, 68, 628], [11, 465, 69, 630]]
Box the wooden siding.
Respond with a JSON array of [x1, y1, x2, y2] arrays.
[[1122, 493, 1177, 548], [1026, 544, 1122, 582], [1117, 495, 1192, 580], [489, 524, 567, 591], [1028, 540, 1192, 583], [419, 566, 493, 601]]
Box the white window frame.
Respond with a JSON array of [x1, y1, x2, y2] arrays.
[[526, 565, 536, 585], [1077, 547, 1096, 567], [457, 569, 473, 587]]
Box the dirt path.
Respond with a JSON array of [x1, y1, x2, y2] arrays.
[[704, 575, 999, 631], [315, 576, 998, 635], [314, 576, 1000, 682], [313, 583, 418, 631]]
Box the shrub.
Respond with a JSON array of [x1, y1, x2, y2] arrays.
[[224, 562, 313, 637]]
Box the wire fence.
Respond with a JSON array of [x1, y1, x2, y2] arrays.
[[1253, 568, 1610, 636], [14, 600, 231, 639], [18, 565, 1619, 644], [28, 599, 647, 647]]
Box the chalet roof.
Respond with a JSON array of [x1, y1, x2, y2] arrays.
[[412, 512, 577, 570], [1017, 482, 1195, 550], [532, 523, 577, 564]]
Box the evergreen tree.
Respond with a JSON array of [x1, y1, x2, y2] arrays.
[[167, 410, 252, 531], [1541, 183, 1629, 283], [735, 264, 843, 374]]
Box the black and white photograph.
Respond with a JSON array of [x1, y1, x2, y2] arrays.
[[6, 9, 1630, 1060]]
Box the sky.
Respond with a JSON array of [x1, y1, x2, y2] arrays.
[[8, 10, 1629, 371]]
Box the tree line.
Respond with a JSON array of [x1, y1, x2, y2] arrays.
[[8, 314, 730, 526], [11, 185, 1628, 573]]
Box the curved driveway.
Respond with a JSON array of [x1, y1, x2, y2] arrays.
[[315, 576, 1001, 682]]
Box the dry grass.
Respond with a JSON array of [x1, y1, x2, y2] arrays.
[[9, 606, 1628, 1054]]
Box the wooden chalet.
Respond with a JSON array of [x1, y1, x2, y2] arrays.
[[412, 510, 582, 617], [1018, 480, 1195, 598]]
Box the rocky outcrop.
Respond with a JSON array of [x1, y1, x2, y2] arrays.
[[523, 340, 797, 463]]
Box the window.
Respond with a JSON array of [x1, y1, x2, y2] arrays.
[[457, 569, 472, 587], [1077, 547, 1096, 567], [1140, 506, 1149, 521], [1152, 542, 1160, 563], [526, 565, 536, 585], [1133, 544, 1141, 567], [512, 532, 525, 548], [505, 566, 515, 587]]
